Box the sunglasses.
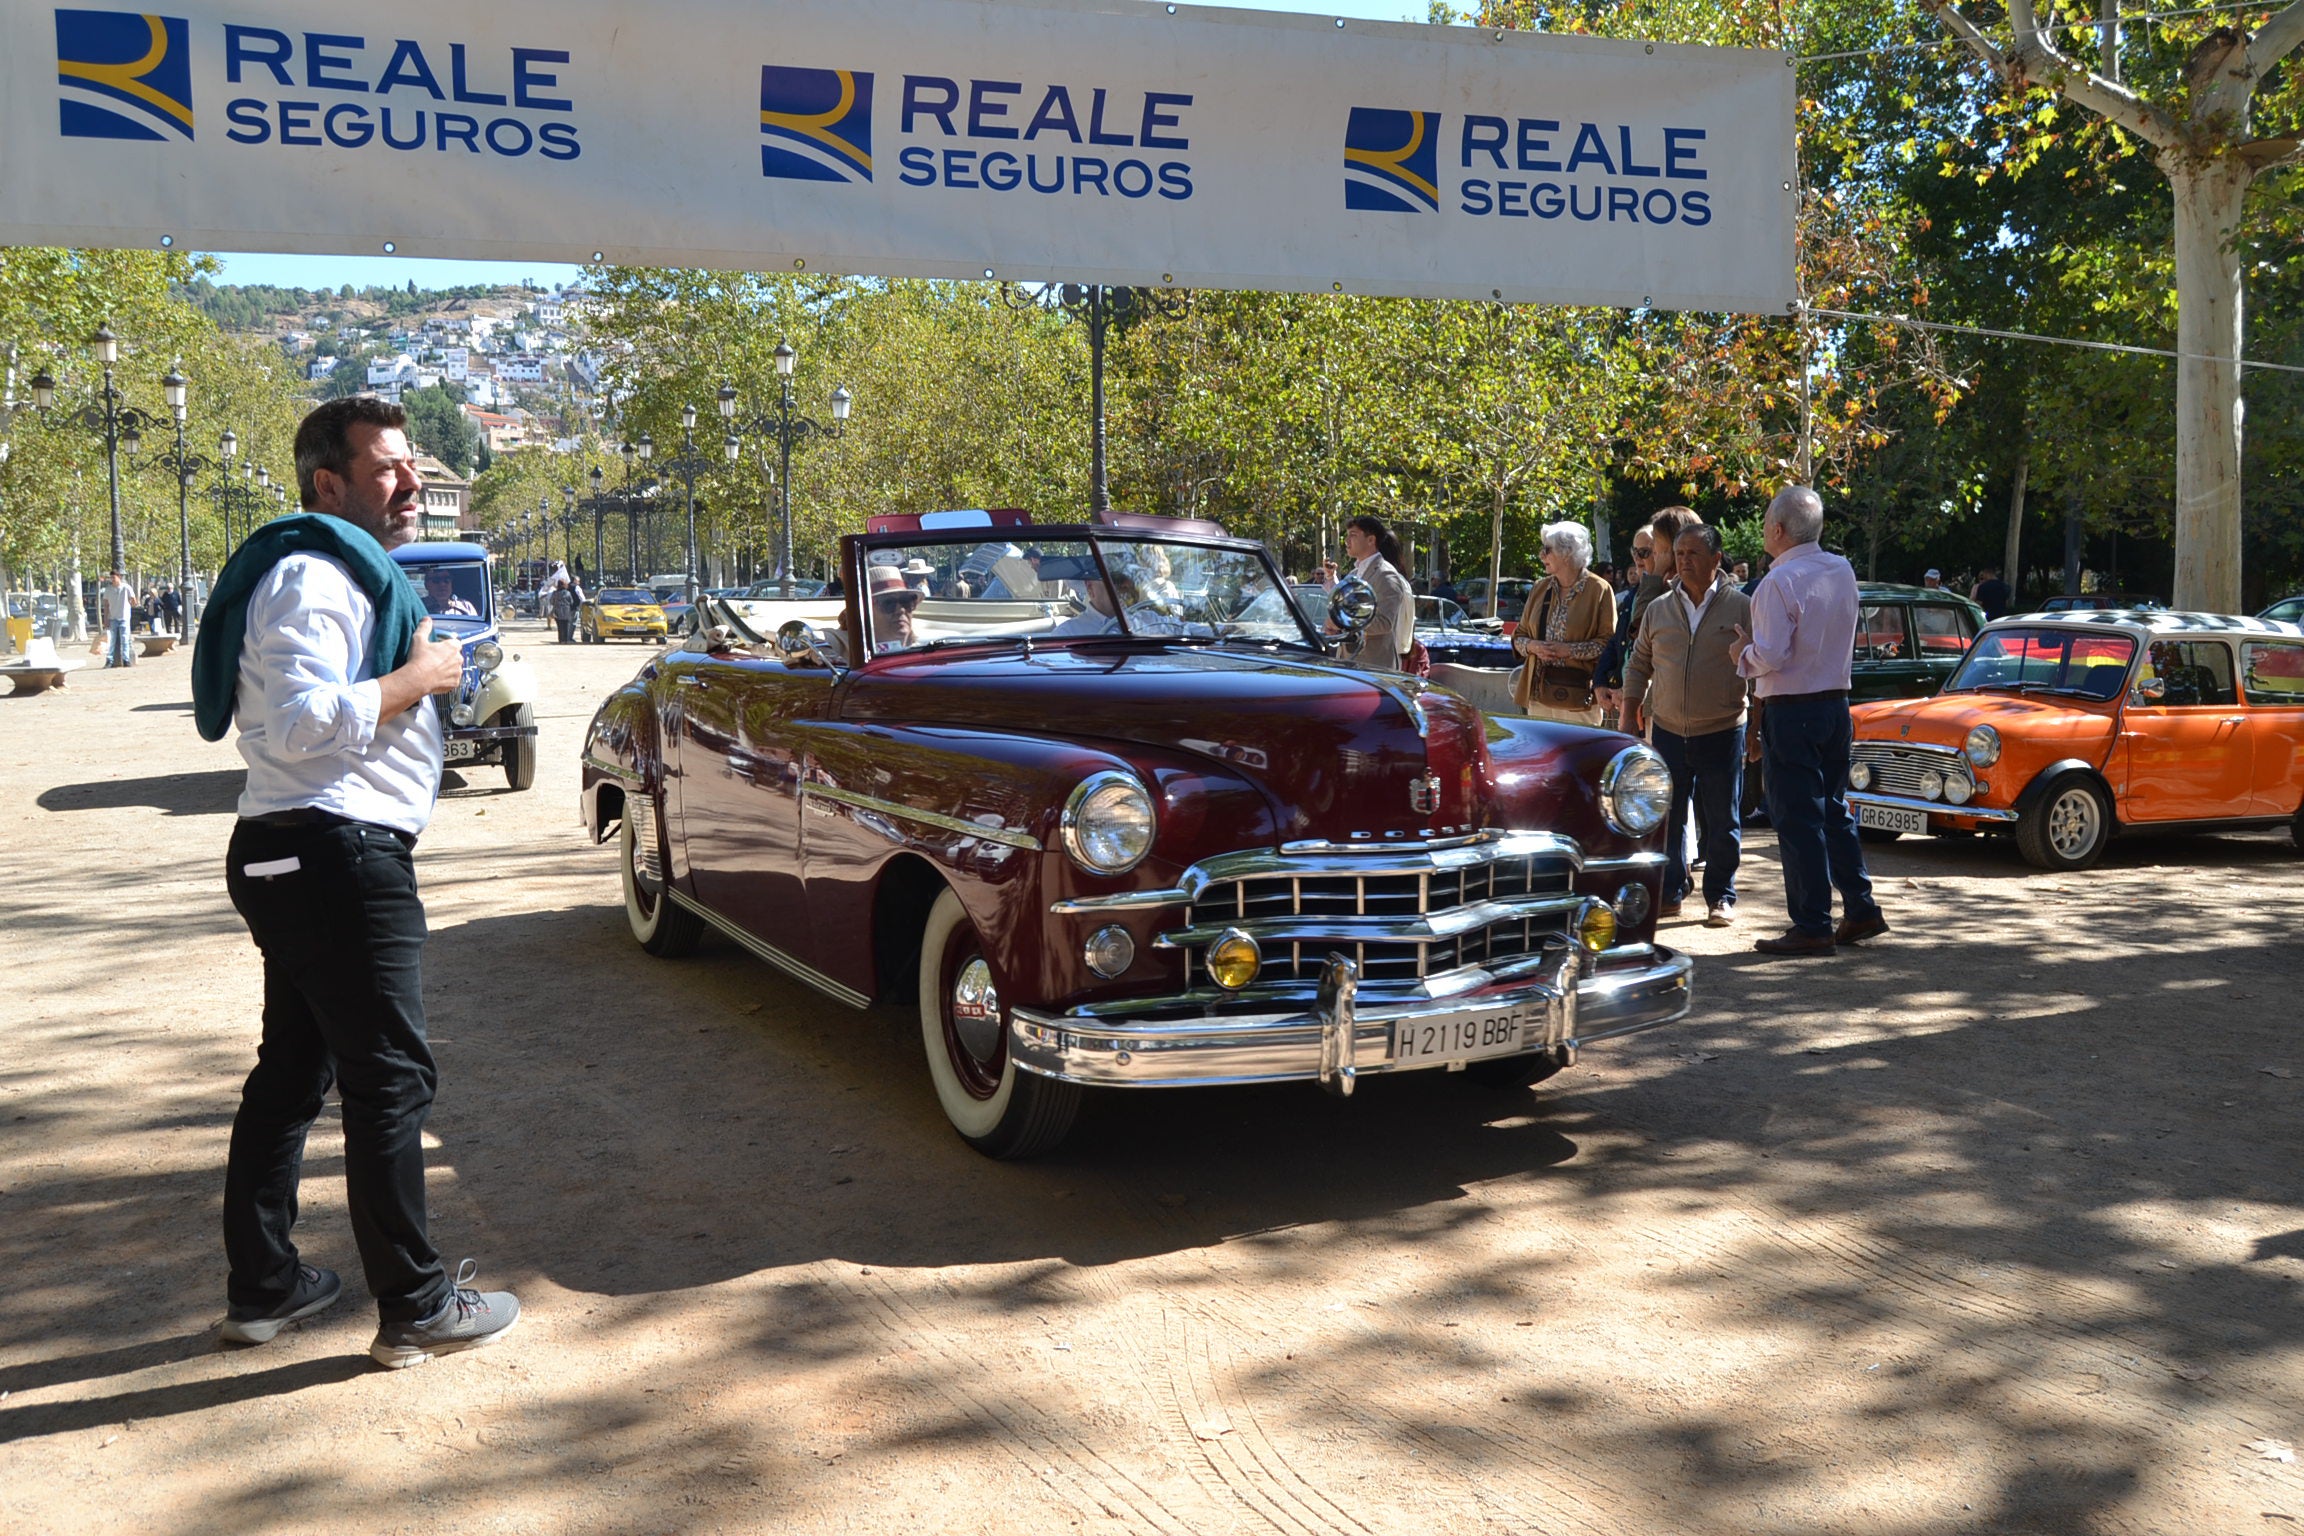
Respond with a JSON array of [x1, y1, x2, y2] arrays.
[[872, 591, 918, 611]]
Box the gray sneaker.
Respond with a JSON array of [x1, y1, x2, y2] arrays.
[[221, 1263, 343, 1345], [369, 1260, 520, 1370]]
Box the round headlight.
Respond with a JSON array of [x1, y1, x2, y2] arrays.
[[1612, 881, 1652, 928], [471, 639, 504, 673], [1578, 901, 1618, 953], [1083, 925, 1136, 980], [449, 700, 476, 727], [1848, 760, 1873, 791], [1061, 771, 1156, 874], [1917, 768, 1945, 801], [1964, 724, 2001, 768], [1205, 927, 1261, 990], [1601, 745, 1674, 837], [1942, 774, 1973, 806]]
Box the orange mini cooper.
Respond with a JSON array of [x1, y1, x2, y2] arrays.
[[1846, 610, 2304, 870]]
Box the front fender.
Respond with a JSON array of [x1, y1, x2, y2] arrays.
[[581, 679, 664, 843], [2012, 757, 2107, 821], [798, 723, 1275, 1012], [473, 658, 537, 725]]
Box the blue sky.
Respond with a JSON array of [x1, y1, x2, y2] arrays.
[[204, 0, 1433, 291]]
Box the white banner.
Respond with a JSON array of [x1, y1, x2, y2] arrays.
[[1, 0, 1796, 311]]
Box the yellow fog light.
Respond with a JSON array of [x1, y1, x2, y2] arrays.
[[1577, 902, 1618, 953], [1205, 927, 1262, 990]]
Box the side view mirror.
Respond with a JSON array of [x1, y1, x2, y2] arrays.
[[1329, 575, 1376, 636], [2132, 676, 2166, 704], [776, 619, 842, 670]]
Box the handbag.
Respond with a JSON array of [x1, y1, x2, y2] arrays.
[[1405, 637, 1431, 678], [1514, 581, 1596, 711]]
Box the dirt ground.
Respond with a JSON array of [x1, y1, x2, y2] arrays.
[[3, 619, 2301, 1536]]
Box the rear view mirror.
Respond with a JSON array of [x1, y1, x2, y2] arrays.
[[776, 619, 842, 670]]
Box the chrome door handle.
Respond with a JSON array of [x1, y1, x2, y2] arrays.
[[674, 674, 705, 688]]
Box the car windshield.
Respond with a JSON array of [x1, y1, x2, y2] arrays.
[[597, 589, 654, 605], [1946, 626, 2136, 699], [401, 560, 488, 622], [1415, 596, 1473, 630], [858, 534, 1320, 656]]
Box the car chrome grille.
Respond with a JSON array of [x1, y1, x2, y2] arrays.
[[1180, 849, 1577, 989], [1851, 743, 1970, 798]]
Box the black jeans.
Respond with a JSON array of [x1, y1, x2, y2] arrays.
[[1760, 694, 1881, 937], [223, 816, 448, 1324], [1652, 722, 1745, 908]]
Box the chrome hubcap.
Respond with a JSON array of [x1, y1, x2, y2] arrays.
[[949, 957, 1002, 1065], [2048, 790, 2099, 858]]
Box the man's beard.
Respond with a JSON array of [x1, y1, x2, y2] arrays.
[[345, 487, 421, 547]]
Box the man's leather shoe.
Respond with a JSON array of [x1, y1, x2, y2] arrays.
[[1835, 912, 1891, 946], [1754, 928, 1836, 957]]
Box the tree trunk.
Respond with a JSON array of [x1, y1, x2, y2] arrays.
[[2003, 448, 2029, 602], [1488, 484, 1505, 620], [2168, 155, 2248, 613]]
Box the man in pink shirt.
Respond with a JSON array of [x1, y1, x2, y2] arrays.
[[1728, 486, 1889, 956]]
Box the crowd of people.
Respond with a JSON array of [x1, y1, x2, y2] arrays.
[[1331, 495, 1892, 959]]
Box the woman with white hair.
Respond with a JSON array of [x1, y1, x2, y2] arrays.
[[1511, 521, 1616, 724]]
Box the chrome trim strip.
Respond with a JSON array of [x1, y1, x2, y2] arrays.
[[667, 889, 872, 1009], [587, 758, 647, 788], [1049, 829, 1585, 915], [1008, 947, 1691, 1088], [1153, 891, 1585, 949], [1045, 947, 1578, 1016], [1848, 790, 2019, 824], [1582, 851, 1667, 873], [803, 783, 1042, 851], [1854, 739, 1967, 762]]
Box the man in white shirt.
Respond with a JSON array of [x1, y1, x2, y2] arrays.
[[217, 397, 520, 1369], [99, 569, 135, 667]]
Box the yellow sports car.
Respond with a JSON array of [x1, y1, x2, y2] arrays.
[[580, 588, 670, 643]]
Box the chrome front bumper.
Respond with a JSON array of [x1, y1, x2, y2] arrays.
[[1010, 944, 1693, 1090], [1847, 790, 2018, 824]]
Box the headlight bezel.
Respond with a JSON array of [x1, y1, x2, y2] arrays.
[[1060, 770, 1157, 876], [1964, 723, 2002, 768], [1600, 744, 1674, 838], [471, 639, 504, 673]]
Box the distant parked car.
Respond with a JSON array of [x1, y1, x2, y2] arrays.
[[2037, 593, 2165, 613], [1459, 576, 1537, 624], [2259, 594, 2304, 625]]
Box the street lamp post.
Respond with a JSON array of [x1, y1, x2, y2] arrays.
[[30, 325, 165, 579], [148, 366, 218, 635], [656, 402, 720, 606], [588, 463, 607, 578], [214, 429, 238, 561], [719, 341, 851, 598], [1001, 283, 1185, 517], [559, 485, 579, 582]]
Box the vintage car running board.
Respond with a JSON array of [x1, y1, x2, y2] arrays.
[[666, 888, 872, 1009]]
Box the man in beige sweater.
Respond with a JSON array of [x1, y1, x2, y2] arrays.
[[1622, 524, 1753, 925]]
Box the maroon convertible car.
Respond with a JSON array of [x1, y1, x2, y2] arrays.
[[582, 516, 1692, 1157]]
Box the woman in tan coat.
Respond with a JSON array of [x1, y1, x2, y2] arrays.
[[1511, 522, 1616, 725]]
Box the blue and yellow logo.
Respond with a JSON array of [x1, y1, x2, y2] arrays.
[[1344, 107, 1437, 213], [56, 9, 193, 142], [760, 66, 872, 184]]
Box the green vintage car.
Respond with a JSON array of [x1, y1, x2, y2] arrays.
[[1850, 583, 1987, 702]]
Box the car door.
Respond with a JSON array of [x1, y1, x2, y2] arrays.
[[2240, 639, 2304, 815], [668, 646, 838, 942], [1909, 602, 1978, 692], [1852, 601, 1930, 700], [2118, 639, 2254, 822]]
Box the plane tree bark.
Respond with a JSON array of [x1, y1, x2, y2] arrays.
[[1927, 0, 2304, 612]]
